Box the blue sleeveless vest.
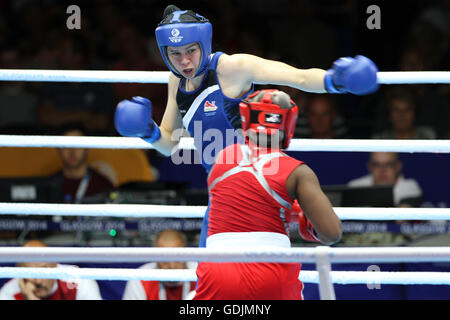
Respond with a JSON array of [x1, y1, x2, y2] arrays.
[[176, 52, 254, 172]]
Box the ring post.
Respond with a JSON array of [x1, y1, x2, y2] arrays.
[[315, 246, 336, 300]]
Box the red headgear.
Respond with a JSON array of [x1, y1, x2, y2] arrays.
[[239, 89, 299, 149]]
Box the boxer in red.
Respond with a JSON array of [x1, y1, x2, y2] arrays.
[[193, 89, 342, 300]]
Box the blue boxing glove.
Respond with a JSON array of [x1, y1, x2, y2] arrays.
[[114, 96, 161, 143], [324, 55, 379, 95]]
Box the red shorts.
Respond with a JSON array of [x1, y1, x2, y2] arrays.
[[193, 262, 303, 300]]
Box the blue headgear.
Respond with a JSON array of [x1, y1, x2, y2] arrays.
[[155, 9, 212, 78]]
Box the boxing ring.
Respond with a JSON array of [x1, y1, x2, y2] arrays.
[[0, 69, 450, 300]]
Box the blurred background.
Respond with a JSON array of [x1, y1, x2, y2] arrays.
[[0, 0, 449, 300]]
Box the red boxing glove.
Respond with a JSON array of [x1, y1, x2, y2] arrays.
[[289, 200, 302, 224], [296, 202, 320, 243]]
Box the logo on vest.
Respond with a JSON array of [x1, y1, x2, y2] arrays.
[[204, 100, 218, 112], [169, 28, 183, 43]]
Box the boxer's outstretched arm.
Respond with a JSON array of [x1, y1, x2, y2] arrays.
[[218, 53, 327, 94], [218, 53, 379, 96]]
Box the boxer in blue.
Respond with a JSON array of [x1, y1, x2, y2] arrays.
[[114, 5, 379, 247]]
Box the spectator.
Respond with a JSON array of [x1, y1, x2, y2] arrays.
[[295, 95, 349, 139], [0, 240, 102, 300], [348, 152, 423, 207], [122, 229, 196, 300], [53, 122, 114, 203], [372, 87, 437, 139]]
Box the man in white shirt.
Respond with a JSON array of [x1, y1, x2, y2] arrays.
[[0, 240, 102, 300], [122, 230, 196, 300], [348, 152, 422, 207]]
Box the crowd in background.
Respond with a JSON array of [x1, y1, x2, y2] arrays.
[[0, 0, 448, 139], [0, 1, 449, 299]]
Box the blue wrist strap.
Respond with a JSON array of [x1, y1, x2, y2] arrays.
[[142, 120, 161, 143]]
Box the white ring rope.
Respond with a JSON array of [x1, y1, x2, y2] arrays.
[[2, 135, 450, 153], [1, 246, 450, 264], [0, 70, 449, 84], [1, 267, 449, 285], [0, 70, 171, 84], [0, 135, 151, 149], [0, 203, 206, 219], [0, 203, 449, 220], [376, 71, 450, 84]]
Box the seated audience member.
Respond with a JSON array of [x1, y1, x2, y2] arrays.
[[0, 240, 102, 300], [372, 87, 437, 139], [54, 122, 114, 203], [295, 95, 349, 139], [122, 230, 196, 300], [348, 152, 423, 207]]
